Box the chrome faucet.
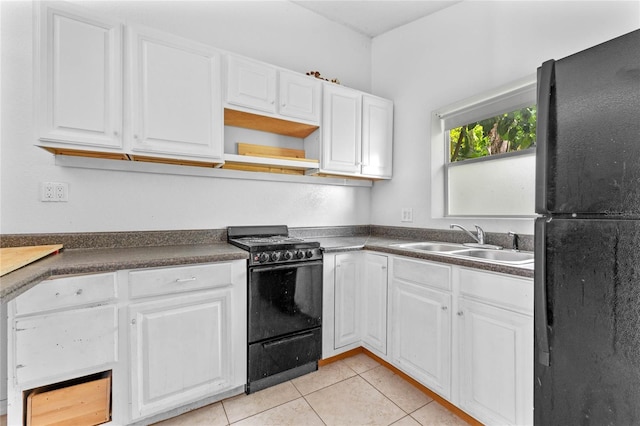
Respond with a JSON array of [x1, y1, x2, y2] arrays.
[[450, 224, 485, 245]]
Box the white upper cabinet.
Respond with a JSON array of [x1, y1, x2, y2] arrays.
[[225, 56, 321, 124], [279, 70, 321, 123], [36, 3, 123, 151], [226, 56, 277, 115], [361, 95, 393, 178], [322, 84, 363, 174], [322, 84, 393, 178], [128, 26, 223, 161]]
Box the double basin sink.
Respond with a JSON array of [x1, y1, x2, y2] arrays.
[[392, 241, 534, 265]]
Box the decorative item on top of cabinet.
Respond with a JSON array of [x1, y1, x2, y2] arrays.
[[306, 70, 340, 85], [35, 2, 123, 153], [127, 25, 224, 163]]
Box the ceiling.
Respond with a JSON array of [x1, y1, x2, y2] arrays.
[[290, 1, 462, 38]]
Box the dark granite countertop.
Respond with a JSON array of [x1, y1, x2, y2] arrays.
[[0, 243, 248, 302], [320, 236, 534, 279], [1, 228, 533, 303]]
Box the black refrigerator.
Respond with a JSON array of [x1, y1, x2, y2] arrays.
[[534, 29, 640, 425]]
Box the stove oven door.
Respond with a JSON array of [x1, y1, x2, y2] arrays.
[[248, 260, 323, 343]]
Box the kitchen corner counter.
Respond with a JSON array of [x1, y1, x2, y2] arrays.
[[318, 236, 534, 279], [0, 243, 248, 302]]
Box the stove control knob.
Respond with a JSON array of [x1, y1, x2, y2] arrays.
[[295, 250, 304, 259], [305, 250, 314, 258], [258, 252, 269, 263], [283, 251, 293, 260], [270, 252, 280, 262]]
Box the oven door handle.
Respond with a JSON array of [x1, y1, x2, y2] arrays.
[[262, 332, 316, 349], [251, 260, 323, 272]]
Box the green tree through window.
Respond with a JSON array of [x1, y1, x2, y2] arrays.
[[449, 106, 536, 162]]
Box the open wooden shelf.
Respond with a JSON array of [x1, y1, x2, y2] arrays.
[[224, 109, 319, 138], [223, 143, 319, 175]]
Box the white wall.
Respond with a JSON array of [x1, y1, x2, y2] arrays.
[[370, 1, 640, 235], [0, 1, 373, 234]]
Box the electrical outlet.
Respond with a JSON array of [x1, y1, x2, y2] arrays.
[[41, 182, 68, 202], [401, 208, 413, 223]]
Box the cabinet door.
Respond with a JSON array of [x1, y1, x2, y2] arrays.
[[361, 253, 388, 355], [129, 289, 233, 419], [391, 278, 451, 399], [37, 3, 122, 149], [13, 305, 118, 387], [458, 298, 533, 426], [226, 56, 277, 114], [128, 26, 223, 160], [322, 84, 362, 174], [361, 95, 393, 178], [334, 253, 362, 348], [279, 71, 321, 123]]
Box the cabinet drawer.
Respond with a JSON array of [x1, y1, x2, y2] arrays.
[[14, 305, 118, 385], [459, 268, 533, 314], [14, 273, 117, 316], [392, 257, 451, 291], [128, 262, 236, 299]]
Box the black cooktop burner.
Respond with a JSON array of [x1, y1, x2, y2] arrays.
[[227, 225, 320, 254]]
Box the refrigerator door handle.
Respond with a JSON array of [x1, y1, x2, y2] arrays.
[[535, 60, 555, 214], [534, 218, 550, 366]]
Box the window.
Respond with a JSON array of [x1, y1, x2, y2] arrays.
[[449, 105, 536, 162], [431, 75, 537, 217]]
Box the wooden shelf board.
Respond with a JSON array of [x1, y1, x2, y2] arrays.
[[130, 155, 221, 168], [224, 109, 319, 138], [224, 153, 319, 170], [41, 146, 129, 160]]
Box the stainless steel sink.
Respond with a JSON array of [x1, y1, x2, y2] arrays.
[[392, 241, 534, 266], [394, 242, 467, 252], [458, 249, 534, 264]]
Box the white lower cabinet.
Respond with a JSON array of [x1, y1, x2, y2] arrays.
[[127, 261, 246, 422], [322, 252, 533, 426], [456, 268, 534, 426], [333, 252, 362, 349], [7, 272, 120, 424], [129, 289, 234, 419], [322, 252, 388, 359], [5, 260, 246, 426], [390, 257, 452, 399], [361, 253, 388, 356]]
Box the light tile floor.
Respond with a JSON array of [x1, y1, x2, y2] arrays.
[[0, 354, 469, 426], [154, 353, 470, 426]]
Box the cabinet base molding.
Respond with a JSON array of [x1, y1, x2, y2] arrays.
[[321, 347, 482, 426]]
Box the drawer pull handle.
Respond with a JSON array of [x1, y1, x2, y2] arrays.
[[131, 319, 137, 325], [175, 277, 197, 283], [76, 289, 83, 295], [457, 311, 464, 316], [441, 306, 448, 311]]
